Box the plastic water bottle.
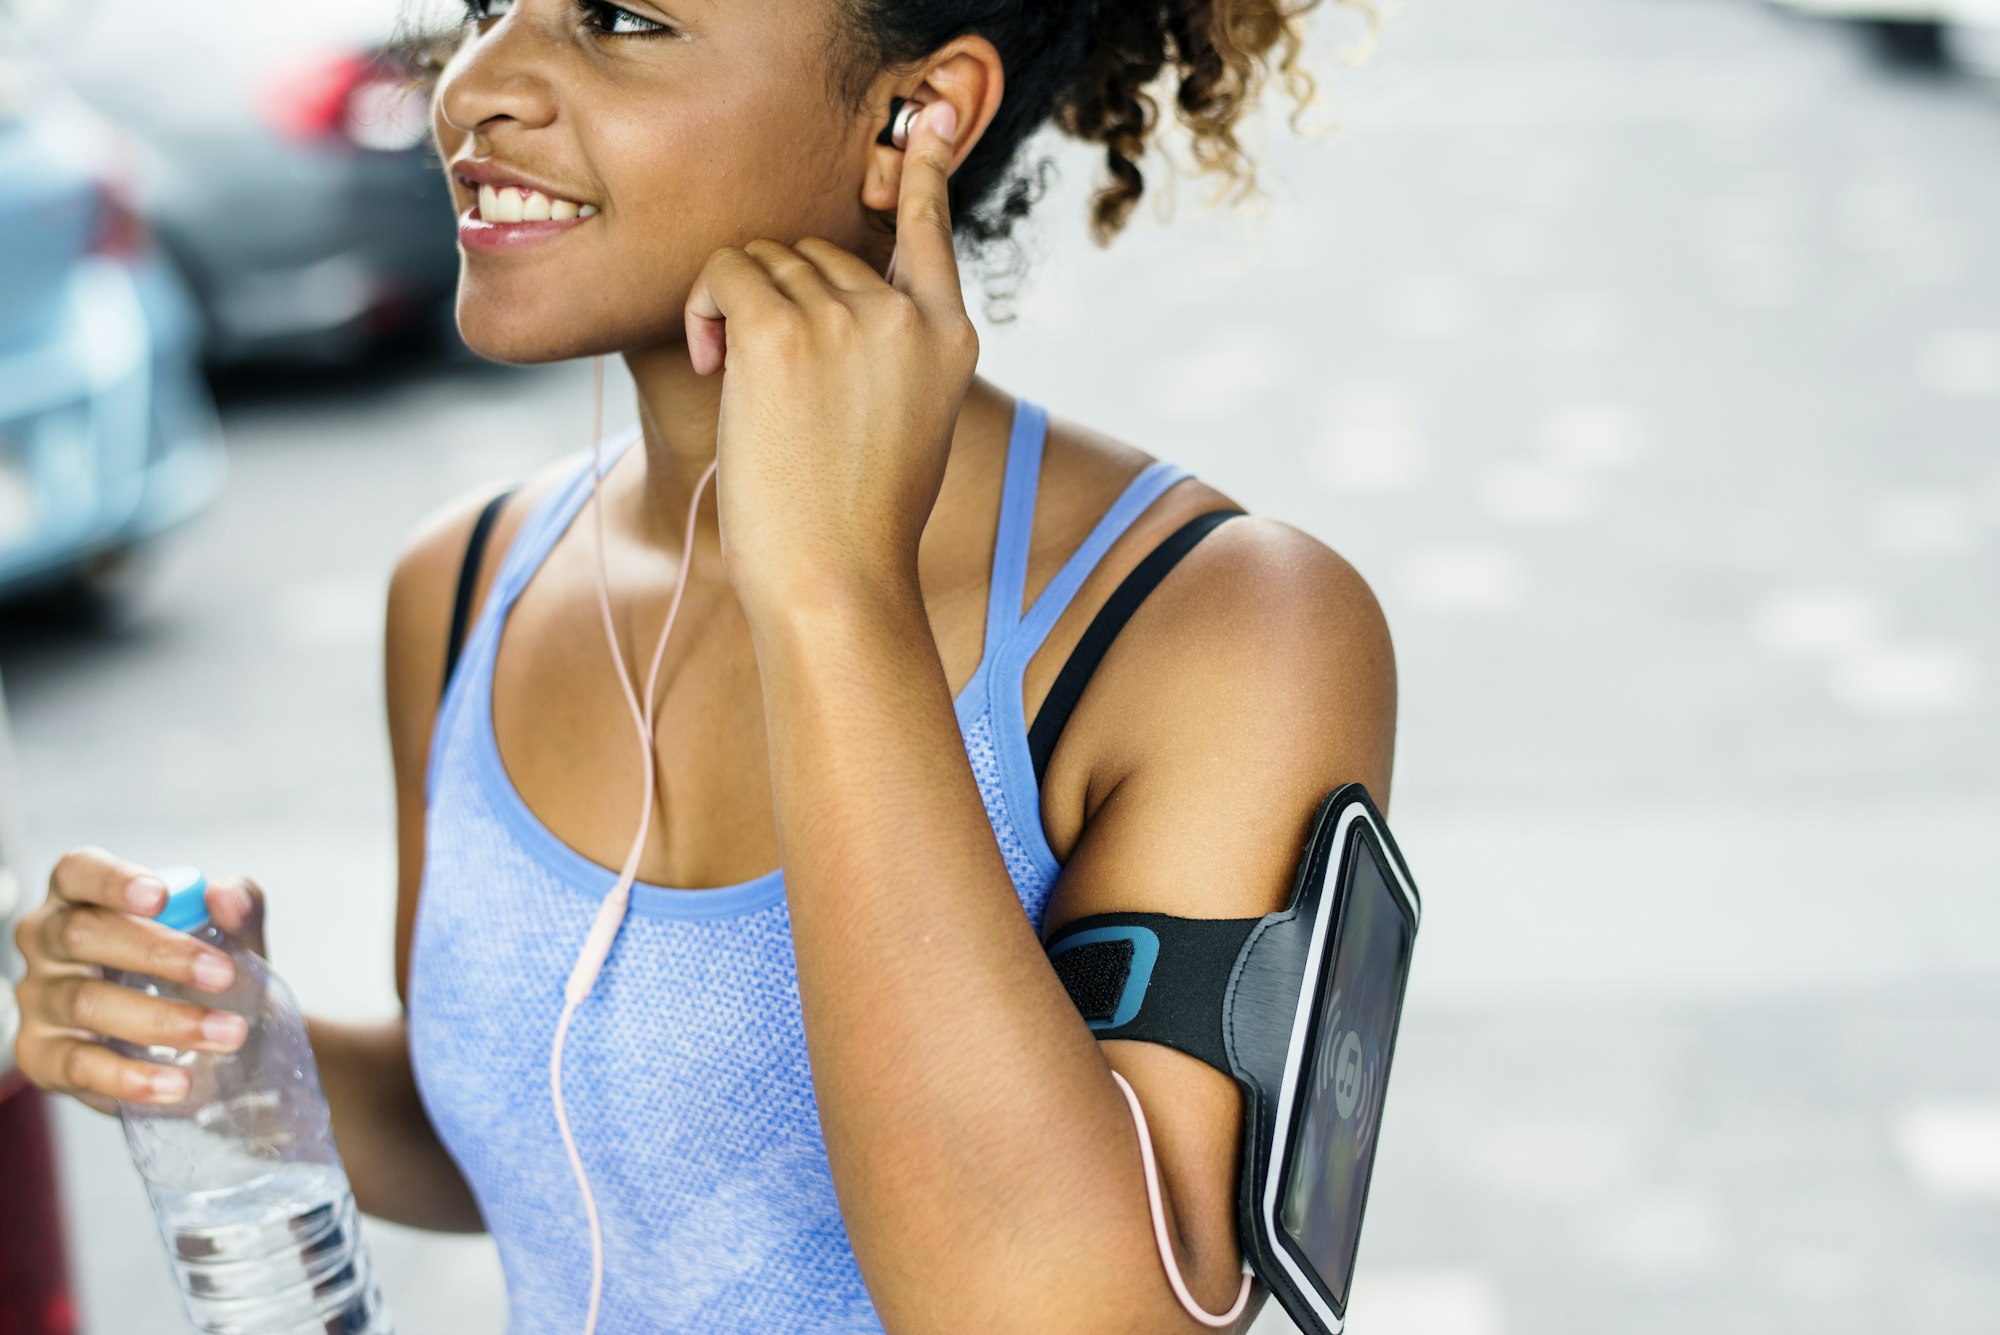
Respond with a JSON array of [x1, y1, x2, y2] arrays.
[[107, 865, 394, 1335]]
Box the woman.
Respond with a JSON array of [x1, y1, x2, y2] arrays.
[[11, 0, 1396, 1330]]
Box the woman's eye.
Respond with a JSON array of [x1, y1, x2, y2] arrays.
[[458, 0, 673, 38], [579, 1, 674, 37]]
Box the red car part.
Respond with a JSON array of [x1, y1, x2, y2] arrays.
[[0, 1067, 76, 1335]]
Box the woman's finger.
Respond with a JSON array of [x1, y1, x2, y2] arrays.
[[204, 874, 268, 958], [34, 974, 247, 1056], [18, 1027, 192, 1107], [36, 903, 236, 993], [684, 245, 794, 377], [792, 236, 885, 295], [742, 238, 847, 312], [889, 99, 967, 317], [48, 845, 172, 916]]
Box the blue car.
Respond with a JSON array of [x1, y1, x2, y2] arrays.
[[0, 38, 226, 611]]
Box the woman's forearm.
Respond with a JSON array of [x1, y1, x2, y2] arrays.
[[747, 580, 1224, 1335], [305, 1013, 485, 1233]]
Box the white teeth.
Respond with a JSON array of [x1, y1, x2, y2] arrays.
[[470, 181, 596, 224]]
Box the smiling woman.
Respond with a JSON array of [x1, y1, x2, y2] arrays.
[[7, 3, 1396, 1335]]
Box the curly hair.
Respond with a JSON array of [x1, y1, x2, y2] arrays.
[[395, 0, 1378, 320], [828, 0, 1376, 318]]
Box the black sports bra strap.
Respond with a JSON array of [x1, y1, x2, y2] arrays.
[[1027, 507, 1245, 787], [442, 486, 518, 704]]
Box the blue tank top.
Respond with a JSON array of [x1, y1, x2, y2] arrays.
[[408, 398, 1193, 1333]]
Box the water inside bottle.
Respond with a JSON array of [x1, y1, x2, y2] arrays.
[[148, 1159, 393, 1335]]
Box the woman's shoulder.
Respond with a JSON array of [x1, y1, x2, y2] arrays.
[[380, 449, 596, 729], [387, 453, 583, 629], [1030, 411, 1398, 860], [1035, 408, 1387, 647]]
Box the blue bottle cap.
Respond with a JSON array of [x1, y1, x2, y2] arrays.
[[151, 865, 210, 933]]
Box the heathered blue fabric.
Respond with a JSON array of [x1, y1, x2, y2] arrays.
[[407, 399, 1192, 1333]]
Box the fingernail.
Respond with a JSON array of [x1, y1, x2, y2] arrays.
[[192, 954, 235, 991], [125, 876, 168, 913], [928, 100, 957, 144], [201, 1012, 248, 1046], [151, 1069, 189, 1100]]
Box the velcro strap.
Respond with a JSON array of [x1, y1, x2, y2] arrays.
[[1046, 914, 1261, 1078]]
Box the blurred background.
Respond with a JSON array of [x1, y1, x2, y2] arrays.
[[2, 0, 1996, 1330]]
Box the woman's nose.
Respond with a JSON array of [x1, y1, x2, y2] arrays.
[[436, 10, 561, 140]]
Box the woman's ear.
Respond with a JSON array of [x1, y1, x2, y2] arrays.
[[859, 37, 1004, 215]]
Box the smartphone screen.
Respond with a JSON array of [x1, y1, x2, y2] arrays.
[[1274, 826, 1415, 1313]]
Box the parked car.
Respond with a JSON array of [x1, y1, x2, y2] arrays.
[[0, 669, 76, 1335], [0, 19, 227, 612], [15, 0, 459, 366]]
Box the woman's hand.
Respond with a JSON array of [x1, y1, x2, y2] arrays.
[[9, 848, 266, 1115], [684, 99, 978, 619]]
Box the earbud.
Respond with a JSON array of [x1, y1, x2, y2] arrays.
[[878, 95, 923, 152]]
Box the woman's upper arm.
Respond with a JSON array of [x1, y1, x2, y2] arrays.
[[1037, 514, 1398, 1321], [382, 472, 558, 1010]]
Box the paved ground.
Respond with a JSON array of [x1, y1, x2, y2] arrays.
[[3, 0, 1996, 1330]]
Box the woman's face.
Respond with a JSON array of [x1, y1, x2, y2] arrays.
[[433, 0, 881, 364]]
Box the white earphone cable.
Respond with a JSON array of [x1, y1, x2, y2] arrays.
[[1109, 1068, 1256, 1326], [548, 355, 715, 1335]]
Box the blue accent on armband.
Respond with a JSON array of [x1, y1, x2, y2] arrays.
[[1049, 924, 1160, 1030]]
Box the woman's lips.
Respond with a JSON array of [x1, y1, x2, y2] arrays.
[[457, 206, 598, 254], [453, 178, 601, 254]]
